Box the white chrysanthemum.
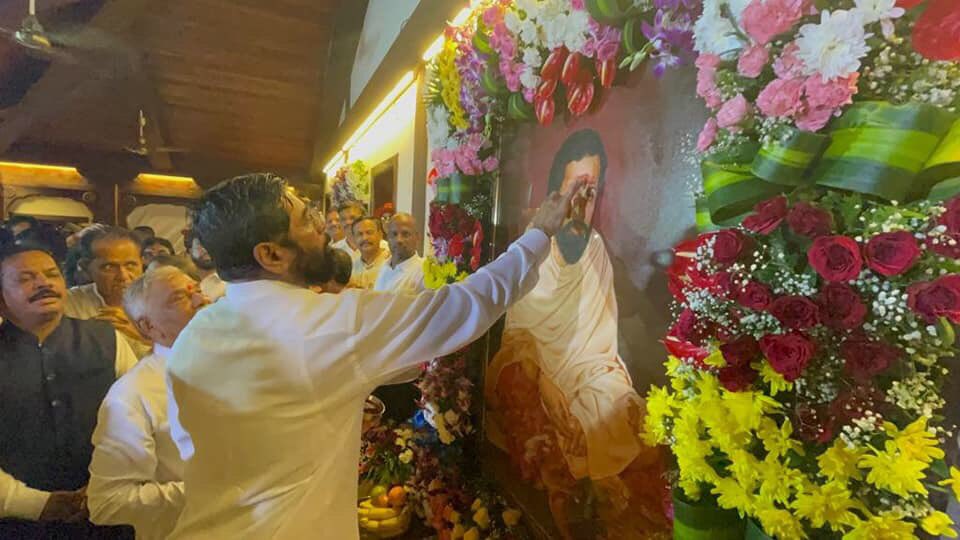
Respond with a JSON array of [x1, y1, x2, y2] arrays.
[[427, 106, 451, 150], [693, 1, 744, 56], [853, 0, 905, 24], [515, 0, 540, 20], [796, 10, 872, 80], [519, 65, 540, 90], [562, 10, 590, 53], [518, 18, 538, 44], [504, 9, 522, 34], [522, 46, 542, 69]]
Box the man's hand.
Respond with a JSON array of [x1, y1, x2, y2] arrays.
[[95, 307, 151, 346], [38, 488, 87, 523], [528, 178, 586, 237]]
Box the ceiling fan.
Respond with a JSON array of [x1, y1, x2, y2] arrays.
[[0, 0, 126, 64], [124, 109, 188, 157]]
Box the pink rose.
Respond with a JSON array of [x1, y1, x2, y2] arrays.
[[742, 0, 805, 45], [738, 44, 770, 78], [774, 43, 806, 79], [804, 73, 859, 110], [757, 78, 805, 118], [796, 106, 835, 132], [697, 118, 719, 152], [716, 94, 751, 130]]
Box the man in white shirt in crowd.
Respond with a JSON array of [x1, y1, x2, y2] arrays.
[[188, 237, 226, 302], [325, 208, 345, 244], [350, 216, 391, 290], [333, 201, 389, 263], [0, 242, 137, 538], [166, 172, 578, 540], [65, 226, 152, 358], [88, 266, 207, 540]]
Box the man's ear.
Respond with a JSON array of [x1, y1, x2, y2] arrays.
[[135, 317, 154, 340], [252, 241, 293, 277]]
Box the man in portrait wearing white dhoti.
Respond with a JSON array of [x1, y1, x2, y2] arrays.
[[486, 129, 669, 539]]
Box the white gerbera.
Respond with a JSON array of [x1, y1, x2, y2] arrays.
[[796, 10, 873, 81], [693, 1, 745, 56]]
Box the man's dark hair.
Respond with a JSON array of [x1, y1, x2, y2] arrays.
[[337, 200, 366, 214], [14, 224, 67, 263], [192, 173, 292, 281], [133, 225, 156, 239], [330, 249, 352, 286], [351, 216, 383, 235], [6, 215, 38, 230], [79, 226, 142, 263], [547, 128, 608, 194], [0, 241, 58, 289], [142, 237, 175, 255]]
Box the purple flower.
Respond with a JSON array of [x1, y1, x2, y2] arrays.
[[641, 9, 697, 77]]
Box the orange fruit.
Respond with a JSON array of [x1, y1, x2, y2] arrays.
[[388, 486, 406, 507], [373, 494, 391, 508]]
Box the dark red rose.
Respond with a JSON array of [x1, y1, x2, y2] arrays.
[[794, 403, 834, 444], [719, 335, 761, 368], [735, 281, 774, 310], [743, 196, 788, 235], [448, 233, 465, 258], [759, 331, 815, 382], [786, 202, 832, 238], [669, 309, 700, 344], [864, 231, 921, 276], [707, 271, 734, 298], [829, 385, 886, 424], [912, 0, 960, 61], [711, 230, 748, 265], [769, 295, 820, 329], [907, 275, 960, 323], [817, 283, 867, 330], [841, 336, 900, 382], [807, 235, 863, 282], [940, 197, 960, 233], [718, 364, 758, 392], [930, 233, 960, 258]]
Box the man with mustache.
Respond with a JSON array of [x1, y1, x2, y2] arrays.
[[0, 242, 138, 538], [165, 172, 579, 540], [333, 201, 389, 265], [349, 216, 391, 290]]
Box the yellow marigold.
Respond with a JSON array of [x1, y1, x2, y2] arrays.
[[818, 440, 863, 483], [939, 466, 960, 501], [842, 512, 915, 540], [858, 447, 928, 497], [755, 504, 807, 540], [712, 477, 754, 516], [886, 417, 945, 464], [792, 481, 859, 532], [757, 417, 804, 459], [922, 510, 957, 538], [755, 361, 793, 397]]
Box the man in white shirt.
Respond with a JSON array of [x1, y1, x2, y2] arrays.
[[166, 172, 578, 540], [188, 237, 226, 302], [0, 242, 138, 538], [332, 201, 389, 263], [350, 216, 391, 289], [374, 213, 425, 295], [65, 226, 152, 358], [87, 266, 207, 540]]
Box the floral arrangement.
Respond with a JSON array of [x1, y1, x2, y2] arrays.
[[328, 160, 371, 209], [648, 189, 960, 538]]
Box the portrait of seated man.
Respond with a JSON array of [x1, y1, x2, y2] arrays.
[[485, 129, 669, 539]]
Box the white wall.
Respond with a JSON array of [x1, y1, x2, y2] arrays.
[[349, 0, 419, 108]]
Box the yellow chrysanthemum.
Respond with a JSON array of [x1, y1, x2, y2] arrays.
[[939, 466, 960, 501], [722, 390, 781, 435], [703, 349, 726, 368], [676, 440, 718, 485], [757, 417, 804, 459], [843, 512, 915, 540], [695, 372, 722, 402], [886, 417, 945, 464], [818, 440, 864, 483], [858, 447, 928, 497], [792, 481, 860, 532], [755, 504, 807, 540], [712, 477, 754, 516], [757, 456, 804, 505], [422, 259, 465, 289], [922, 510, 957, 538], [727, 450, 761, 493], [435, 42, 468, 130], [754, 361, 793, 397]]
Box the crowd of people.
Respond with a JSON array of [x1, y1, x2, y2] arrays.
[[0, 173, 578, 539]]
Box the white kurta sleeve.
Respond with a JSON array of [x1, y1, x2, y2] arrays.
[[87, 397, 185, 533], [350, 229, 549, 386], [0, 467, 49, 520], [114, 331, 139, 377]]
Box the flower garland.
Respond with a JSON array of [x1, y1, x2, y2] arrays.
[[329, 160, 371, 209]]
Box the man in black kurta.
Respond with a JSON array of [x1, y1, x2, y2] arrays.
[[0, 242, 137, 539]]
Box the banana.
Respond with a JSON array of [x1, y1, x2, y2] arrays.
[[366, 507, 401, 520]]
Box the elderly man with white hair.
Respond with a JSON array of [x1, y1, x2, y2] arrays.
[[86, 266, 207, 540]]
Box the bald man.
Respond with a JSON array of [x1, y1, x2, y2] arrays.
[[373, 213, 424, 295]]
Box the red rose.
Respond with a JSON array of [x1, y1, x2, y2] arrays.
[[759, 331, 815, 382], [707, 271, 734, 298], [912, 0, 960, 61], [669, 309, 701, 344], [719, 335, 761, 368], [930, 233, 960, 258], [718, 364, 758, 392], [449, 233, 465, 258], [829, 385, 885, 424], [769, 295, 820, 329], [794, 403, 834, 444], [743, 196, 788, 235], [817, 283, 867, 330], [841, 336, 900, 382], [864, 231, 921, 276], [907, 275, 960, 323], [940, 197, 960, 232], [711, 230, 748, 265], [807, 235, 862, 282], [735, 281, 774, 310], [786, 202, 832, 238]]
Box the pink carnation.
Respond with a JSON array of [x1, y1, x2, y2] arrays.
[[742, 0, 805, 45], [697, 66, 723, 109], [804, 73, 859, 111], [697, 118, 719, 152], [796, 106, 835, 132], [756, 78, 805, 118], [738, 44, 770, 78], [716, 94, 751, 130], [481, 156, 499, 172], [571, 0, 585, 9], [774, 42, 805, 79], [695, 53, 722, 71]]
